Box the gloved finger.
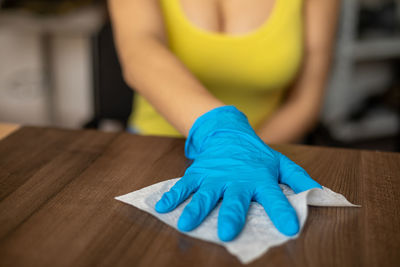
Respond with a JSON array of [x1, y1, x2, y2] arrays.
[[177, 185, 223, 232], [218, 186, 252, 241], [155, 173, 201, 213], [277, 152, 322, 193], [254, 183, 299, 236]]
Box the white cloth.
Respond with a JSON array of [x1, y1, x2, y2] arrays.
[[115, 178, 359, 264]]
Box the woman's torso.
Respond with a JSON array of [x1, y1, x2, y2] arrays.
[[130, 0, 304, 137]]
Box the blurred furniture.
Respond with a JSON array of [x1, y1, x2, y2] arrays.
[[0, 4, 105, 126], [321, 0, 400, 151], [0, 123, 20, 140], [1, 126, 400, 266]]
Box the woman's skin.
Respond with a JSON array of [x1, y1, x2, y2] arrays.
[[108, 0, 340, 143]]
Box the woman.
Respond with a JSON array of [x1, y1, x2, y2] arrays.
[[109, 0, 340, 241]]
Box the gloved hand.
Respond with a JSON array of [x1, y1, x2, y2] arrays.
[[155, 105, 322, 241]]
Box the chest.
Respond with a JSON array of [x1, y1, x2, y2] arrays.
[[179, 0, 276, 36], [161, 0, 304, 91]]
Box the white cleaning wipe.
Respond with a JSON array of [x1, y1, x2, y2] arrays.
[[115, 178, 359, 264]]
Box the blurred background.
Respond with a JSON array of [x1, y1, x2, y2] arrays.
[[0, 0, 399, 151]]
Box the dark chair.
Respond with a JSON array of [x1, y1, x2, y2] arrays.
[[85, 20, 134, 130]]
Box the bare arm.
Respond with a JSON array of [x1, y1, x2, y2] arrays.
[[256, 0, 341, 143], [108, 0, 223, 137]]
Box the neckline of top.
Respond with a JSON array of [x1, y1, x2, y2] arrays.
[[172, 0, 284, 40]]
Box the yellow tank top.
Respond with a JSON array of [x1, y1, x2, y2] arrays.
[[129, 0, 303, 137]]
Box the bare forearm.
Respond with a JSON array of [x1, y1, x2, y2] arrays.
[[120, 38, 223, 136], [256, 100, 320, 144], [256, 52, 331, 144], [109, 0, 223, 137]]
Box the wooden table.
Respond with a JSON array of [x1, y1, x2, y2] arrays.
[[0, 123, 20, 140], [0, 126, 399, 267]]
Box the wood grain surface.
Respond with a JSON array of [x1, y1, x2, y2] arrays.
[[0, 123, 20, 140], [0, 126, 399, 267]]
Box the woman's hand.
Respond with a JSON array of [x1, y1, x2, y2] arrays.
[[155, 106, 321, 241]]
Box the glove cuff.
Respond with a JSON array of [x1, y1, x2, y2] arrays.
[[184, 105, 260, 159]]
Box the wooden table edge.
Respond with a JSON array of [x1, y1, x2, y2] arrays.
[[1, 125, 398, 157], [0, 123, 20, 140]]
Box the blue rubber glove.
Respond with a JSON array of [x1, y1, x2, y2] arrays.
[[155, 105, 322, 241]]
